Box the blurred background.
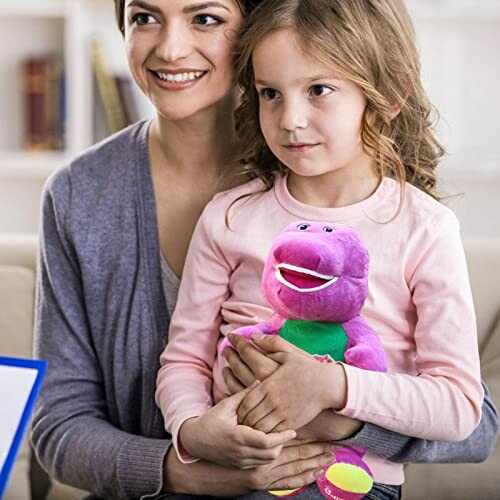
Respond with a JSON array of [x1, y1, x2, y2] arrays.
[[0, 0, 499, 239]]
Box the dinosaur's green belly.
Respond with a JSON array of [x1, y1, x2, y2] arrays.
[[279, 320, 347, 363]]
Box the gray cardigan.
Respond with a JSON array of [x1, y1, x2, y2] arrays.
[[32, 121, 498, 499]]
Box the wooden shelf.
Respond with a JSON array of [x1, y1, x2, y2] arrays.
[[1, 1, 68, 18], [0, 151, 68, 179]]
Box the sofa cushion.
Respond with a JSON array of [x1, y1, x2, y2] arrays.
[[403, 314, 500, 499], [465, 240, 500, 349], [0, 266, 36, 360], [0, 265, 36, 500]]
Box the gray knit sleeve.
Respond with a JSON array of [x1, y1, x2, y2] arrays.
[[339, 380, 497, 463], [32, 169, 170, 499]]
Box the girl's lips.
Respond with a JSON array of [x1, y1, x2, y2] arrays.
[[284, 143, 319, 153], [148, 69, 207, 90]]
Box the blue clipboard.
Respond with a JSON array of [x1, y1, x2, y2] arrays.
[[0, 356, 46, 499]]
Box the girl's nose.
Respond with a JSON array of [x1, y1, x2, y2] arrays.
[[279, 101, 308, 131], [156, 21, 193, 63]]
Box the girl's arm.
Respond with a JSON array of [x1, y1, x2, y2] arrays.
[[156, 205, 293, 467], [339, 380, 497, 464], [335, 212, 483, 441], [224, 334, 498, 464]]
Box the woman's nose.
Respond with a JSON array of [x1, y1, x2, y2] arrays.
[[279, 100, 308, 131], [156, 21, 193, 63]]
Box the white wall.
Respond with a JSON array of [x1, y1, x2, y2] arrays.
[[1, 0, 499, 239]]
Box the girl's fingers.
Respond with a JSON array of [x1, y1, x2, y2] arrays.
[[236, 443, 284, 466], [228, 333, 280, 380], [238, 425, 296, 450], [251, 333, 304, 355], [224, 347, 256, 387], [237, 385, 266, 423], [242, 395, 275, 428], [253, 410, 284, 434], [222, 366, 246, 395]]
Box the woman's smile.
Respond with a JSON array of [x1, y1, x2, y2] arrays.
[[148, 68, 207, 90]]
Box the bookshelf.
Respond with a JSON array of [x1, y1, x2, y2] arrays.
[[0, 0, 152, 233], [0, 0, 499, 237]]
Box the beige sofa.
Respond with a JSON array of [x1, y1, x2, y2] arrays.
[[0, 235, 499, 499]]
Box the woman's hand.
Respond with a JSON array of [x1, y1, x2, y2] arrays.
[[164, 438, 337, 497], [178, 384, 296, 469]]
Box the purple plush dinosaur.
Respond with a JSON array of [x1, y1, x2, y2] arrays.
[[221, 221, 387, 500]]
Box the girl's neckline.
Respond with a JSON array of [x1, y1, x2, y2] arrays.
[[274, 173, 396, 222]]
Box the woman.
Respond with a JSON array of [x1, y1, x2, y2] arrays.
[[32, 0, 497, 498]]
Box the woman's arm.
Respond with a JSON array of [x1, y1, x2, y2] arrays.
[[224, 334, 498, 464], [32, 171, 169, 499], [164, 439, 336, 497]]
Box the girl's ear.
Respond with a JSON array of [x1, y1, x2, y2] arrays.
[[390, 102, 402, 120], [390, 93, 409, 120]]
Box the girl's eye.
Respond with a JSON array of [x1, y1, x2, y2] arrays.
[[259, 88, 280, 101], [194, 14, 222, 26], [309, 85, 333, 97], [131, 13, 157, 25], [297, 223, 310, 231]]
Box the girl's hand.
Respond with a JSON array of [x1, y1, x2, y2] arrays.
[[178, 384, 296, 469], [222, 332, 280, 393], [236, 334, 347, 432], [295, 410, 362, 441], [222, 333, 359, 441]]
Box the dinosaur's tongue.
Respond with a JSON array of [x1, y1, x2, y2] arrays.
[[280, 268, 329, 289]]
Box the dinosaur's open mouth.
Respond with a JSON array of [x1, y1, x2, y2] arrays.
[[275, 263, 338, 293]]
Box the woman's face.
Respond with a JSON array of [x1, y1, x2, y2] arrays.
[[124, 0, 244, 121]]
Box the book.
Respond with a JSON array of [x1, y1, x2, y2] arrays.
[[23, 57, 48, 151], [91, 39, 127, 134], [22, 55, 65, 151], [0, 356, 46, 499]]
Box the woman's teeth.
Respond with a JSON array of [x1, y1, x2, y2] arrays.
[[155, 71, 205, 83]]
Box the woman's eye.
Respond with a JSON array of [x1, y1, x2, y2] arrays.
[[131, 13, 157, 25], [194, 14, 222, 26], [310, 85, 333, 97], [259, 88, 280, 101]]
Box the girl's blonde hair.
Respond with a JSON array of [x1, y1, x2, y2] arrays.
[[233, 0, 445, 202]]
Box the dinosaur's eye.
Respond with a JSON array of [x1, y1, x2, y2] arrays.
[[323, 226, 334, 233], [297, 223, 310, 231]]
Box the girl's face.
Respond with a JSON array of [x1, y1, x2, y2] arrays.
[[124, 0, 243, 121], [253, 29, 373, 182]]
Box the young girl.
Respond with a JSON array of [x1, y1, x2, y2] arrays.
[[156, 0, 483, 496]]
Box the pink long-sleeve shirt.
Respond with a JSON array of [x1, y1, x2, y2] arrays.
[[156, 174, 483, 485]]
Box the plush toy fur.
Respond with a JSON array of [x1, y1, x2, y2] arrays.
[[221, 221, 387, 500]]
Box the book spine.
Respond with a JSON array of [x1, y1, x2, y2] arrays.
[[91, 39, 127, 133], [45, 56, 64, 150], [23, 58, 48, 151]]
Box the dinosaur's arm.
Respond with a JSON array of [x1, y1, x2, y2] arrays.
[[219, 314, 286, 355], [343, 316, 387, 372]]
